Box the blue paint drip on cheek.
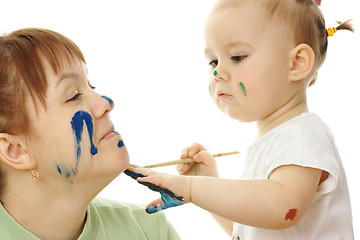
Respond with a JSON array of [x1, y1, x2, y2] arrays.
[[101, 96, 113, 106], [71, 111, 98, 170]]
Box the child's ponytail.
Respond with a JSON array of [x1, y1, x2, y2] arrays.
[[326, 19, 354, 37]]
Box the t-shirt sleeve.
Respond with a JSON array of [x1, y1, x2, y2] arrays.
[[266, 119, 339, 195], [132, 207, 181, 240]]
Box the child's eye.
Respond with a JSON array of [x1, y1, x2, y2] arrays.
[[209, 60, 218, 67], [231, 55, 247, 62], [66, 92, 83, 102]]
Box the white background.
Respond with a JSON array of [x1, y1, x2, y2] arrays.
[[2, 1, 359, 239]]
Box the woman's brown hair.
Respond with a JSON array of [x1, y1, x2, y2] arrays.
[[0, 28, 85, 136], [0, 28, 86, 196]]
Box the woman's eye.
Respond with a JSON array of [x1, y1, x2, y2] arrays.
[[209, 60, 218, 67], [66, 92, 83, 102], [231, 55, 247, 62]]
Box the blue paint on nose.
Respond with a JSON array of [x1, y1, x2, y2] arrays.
[[101, 96, 113, 106]]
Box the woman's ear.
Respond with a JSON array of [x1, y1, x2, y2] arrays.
[[0, 133, 35, 170], [289, 43, 315, 82]]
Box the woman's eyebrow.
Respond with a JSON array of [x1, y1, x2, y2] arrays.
[[56, 72, 80, 87]]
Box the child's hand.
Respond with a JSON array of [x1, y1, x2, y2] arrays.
[[177, 143, 219, 177], [124, 166, 190, 214]]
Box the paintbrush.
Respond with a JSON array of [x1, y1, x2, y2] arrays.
[[143, 151, 239, 168]]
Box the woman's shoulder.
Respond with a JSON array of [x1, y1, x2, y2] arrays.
[[82, 197, 180, 240], [91, 197, 146, 211], [90, 197, 166, 223]]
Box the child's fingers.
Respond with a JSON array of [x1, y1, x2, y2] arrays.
[[137, 174, 161, 186], [176, 163, 184, 173], [180, 143, 207, 159], [145, 198, 164, 210], [125, 166, 156, 179], [188, 143, 206, 158], [176, 162, 195, 175], [128, 164, 140, 168], [192, 149, 214, 165], [180, 147, 190, 159], [137, 174, 186, 203], [146, 194, 184, 214]]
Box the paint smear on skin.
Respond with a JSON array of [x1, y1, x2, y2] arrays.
[[56, 164, 74, 178], [239, 82, 247, 96], [113, 131, 125, 148], [71, 111, 98, 172], [101, 96, 113, 106], [118, 140, 125, 148], [285, 208, 297, 221], [124, 170, 184, 214], [146, 193, 183, 214]]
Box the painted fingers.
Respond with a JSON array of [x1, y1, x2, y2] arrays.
[[124, 167, 185, 214]]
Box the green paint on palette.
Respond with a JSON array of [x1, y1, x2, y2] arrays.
[[239, 82, 247, 96]]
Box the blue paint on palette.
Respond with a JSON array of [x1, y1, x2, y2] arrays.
[[101, 96, 113, 106], [71, 111, 98, 171]]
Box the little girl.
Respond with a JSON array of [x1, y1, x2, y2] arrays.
[[126, 0, 354, 239]]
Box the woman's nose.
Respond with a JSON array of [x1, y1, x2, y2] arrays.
[[91, 94, 114, 119]]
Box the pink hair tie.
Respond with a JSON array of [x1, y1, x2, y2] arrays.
[[314, 0, 321, 6]]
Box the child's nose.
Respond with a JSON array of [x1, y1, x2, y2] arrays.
[[91, 94, 114, 119], [213, 67, 229, 82]]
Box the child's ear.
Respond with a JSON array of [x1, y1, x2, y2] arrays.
[[0, 133, 35, 170], [288, 43, 315, 82]]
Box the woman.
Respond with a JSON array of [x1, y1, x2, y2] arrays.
[[0, 28, 179, 240]]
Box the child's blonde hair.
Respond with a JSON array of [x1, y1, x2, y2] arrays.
[[212, 0, 353, 86]]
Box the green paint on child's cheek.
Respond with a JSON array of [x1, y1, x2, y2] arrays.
[[239, 82, 247, 96], [213, 70, 217, 76]]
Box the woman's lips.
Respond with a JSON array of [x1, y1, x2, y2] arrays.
[[100, 129, 116, 142]]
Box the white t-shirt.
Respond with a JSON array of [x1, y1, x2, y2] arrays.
[[232, 113, 354, 240]]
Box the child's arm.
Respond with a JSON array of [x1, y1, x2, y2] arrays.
[[177, 143, 233, 235], [130, 163, 322, 230], [189, 165, 322, 229]]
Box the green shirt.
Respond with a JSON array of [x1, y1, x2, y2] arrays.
[[0, 198, 180, 240]]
